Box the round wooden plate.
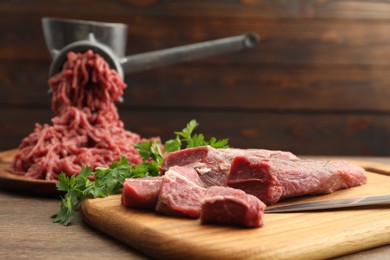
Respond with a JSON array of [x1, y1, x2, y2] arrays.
[[0, 149, 59, 197]]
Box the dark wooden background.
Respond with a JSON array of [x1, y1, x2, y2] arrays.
[[1, 0, 390, 155]]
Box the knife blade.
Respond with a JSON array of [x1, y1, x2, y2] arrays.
[[264, 195, 390, 213]]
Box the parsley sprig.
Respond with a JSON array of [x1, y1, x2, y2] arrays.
[[51, 119, 229, 225], [164, 119, 229, 152], [51, 157, 159, 225]]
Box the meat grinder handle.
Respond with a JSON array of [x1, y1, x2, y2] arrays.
[[120, 32, 259, 74]]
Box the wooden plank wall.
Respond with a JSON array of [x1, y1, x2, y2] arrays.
[[1, 0, 390, 155]]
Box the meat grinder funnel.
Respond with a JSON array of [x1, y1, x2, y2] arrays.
[[42, 17, 260, 79], [42, 17, 127, 77], [42, 17, 127, 58]]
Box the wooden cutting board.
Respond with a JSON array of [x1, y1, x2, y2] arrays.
[[81, 171, 390, 259]]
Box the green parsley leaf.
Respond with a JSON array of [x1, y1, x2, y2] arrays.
[[163, 138, 181, 153], [209, 137, 230, 149], [174, 119, 198, 141], [187, 133, 207, 148], [167, 119, 229, 151], [134, 140, 164, 164]]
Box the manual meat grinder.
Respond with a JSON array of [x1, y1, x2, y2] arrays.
[[42, 17, 259, 80]]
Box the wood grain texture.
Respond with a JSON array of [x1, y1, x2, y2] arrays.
[[0, 176, 388, 260], [1, 152, 390, 259], [3, 108, 390, 155], [0, 190, 147, 260], [80, 171, 390, 259], [2, 1, 390, 19], [2, 13, 390, 65], [1, 0, 390, 156], [4, 63, 390, 111]]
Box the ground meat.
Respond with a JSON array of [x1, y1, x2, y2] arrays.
[[11, 50, 152, 180]]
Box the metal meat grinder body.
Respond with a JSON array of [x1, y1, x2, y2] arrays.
[[42, 17, 260, 79]]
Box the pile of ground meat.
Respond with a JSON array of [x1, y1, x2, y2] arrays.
[[11, 50, 150, 180]]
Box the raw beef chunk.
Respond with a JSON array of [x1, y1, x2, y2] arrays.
[[156, 166, 206, 218], [160, 145, 299, 187], [201, 186, 266, 228], [121, 176, 163, 209], [228, 156, 367, 205]]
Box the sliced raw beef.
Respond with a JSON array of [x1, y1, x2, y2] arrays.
[[160, 145, 299, 187], [121, 176, 163, 209], [201, 186, 266, 228], [228, 156, 367, 205], [156, 166, 206, 218]]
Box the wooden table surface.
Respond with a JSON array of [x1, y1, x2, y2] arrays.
[[1, 157, 389, 259]]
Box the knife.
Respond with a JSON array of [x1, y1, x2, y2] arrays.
[[264, 195, 390, 213]]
